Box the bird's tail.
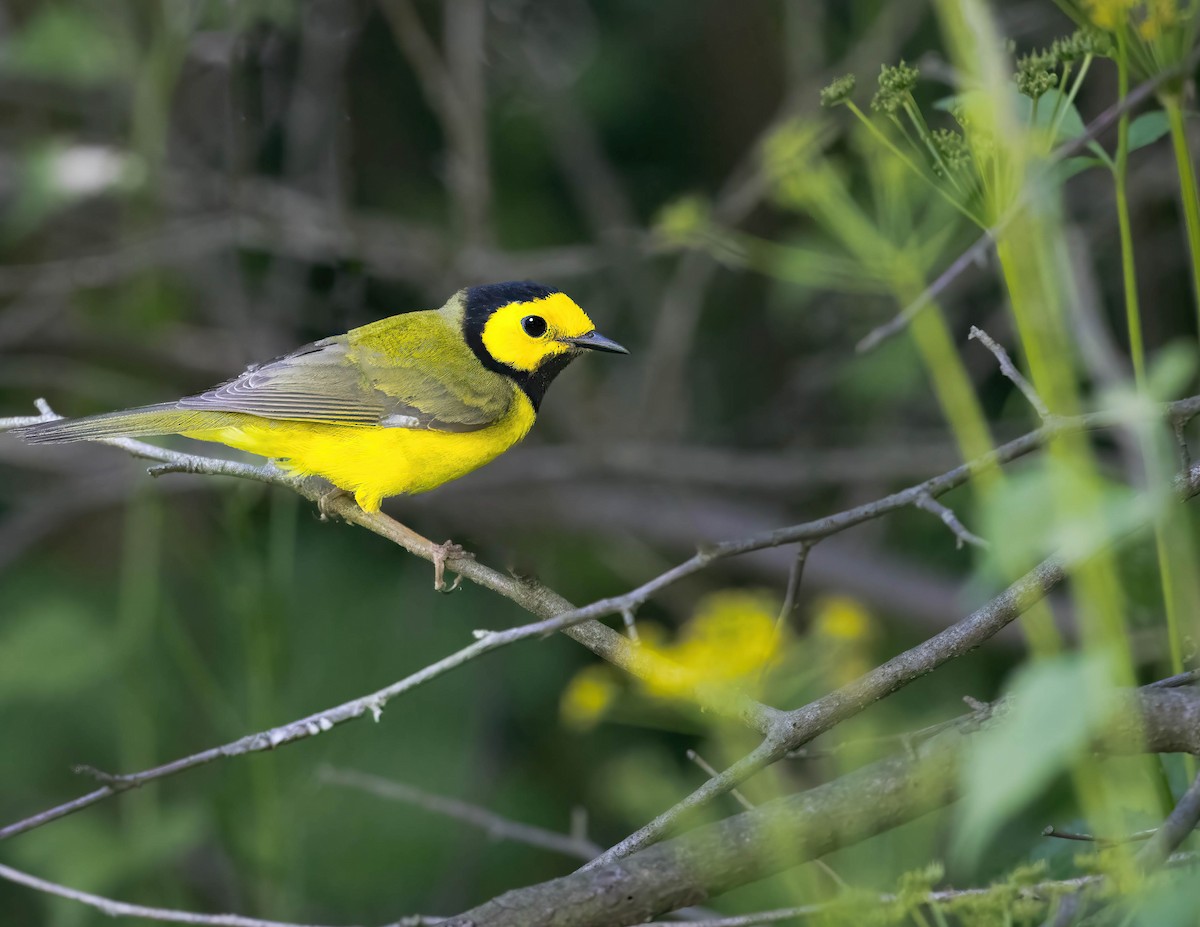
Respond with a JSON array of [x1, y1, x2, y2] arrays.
[[10, 403, 222, 444]]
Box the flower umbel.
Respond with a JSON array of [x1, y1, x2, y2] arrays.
[[870, 60, 919, 114], [820, 73, 857, 108]]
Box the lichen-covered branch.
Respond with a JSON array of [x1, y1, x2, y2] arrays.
[[444, 689, 1200, 927]]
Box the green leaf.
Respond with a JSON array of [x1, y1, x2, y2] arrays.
[[1128, 110, 1171, 152], [1146, 341, 1199, 400], [979, 460, 1146, 580], [1050, 156, 1104, 184], [952, 653, 1121, 865], [1012, 87, 1085, 143], [937, 87, 1086, 147], [1087, 139, 1114, 168]]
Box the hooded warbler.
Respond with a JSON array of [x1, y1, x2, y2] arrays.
[[15, 281, 627, 512]]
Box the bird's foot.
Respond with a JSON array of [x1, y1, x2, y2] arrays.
[[317, 488, 353, 521], [432, 540, 472, 593]]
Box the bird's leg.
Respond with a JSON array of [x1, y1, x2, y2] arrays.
[[317, 487, 353, 521], [432, 539, 471, 593]]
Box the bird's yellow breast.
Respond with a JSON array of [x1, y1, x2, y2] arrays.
[[182, 389, 535, 512]]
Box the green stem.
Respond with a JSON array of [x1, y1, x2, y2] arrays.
[[903, 96, 961, 195], [845, 101, 983, 226], [1047, 55, 1093, 151], [1162, 91, 1200, 336], [1114, 36, 1146, 387]]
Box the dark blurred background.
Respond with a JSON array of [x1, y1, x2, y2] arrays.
[[1, 1, 1197, 923]]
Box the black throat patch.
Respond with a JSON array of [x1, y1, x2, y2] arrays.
[[462, 281, 579, 411]]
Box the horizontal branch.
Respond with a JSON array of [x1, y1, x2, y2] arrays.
[[444, 689, 1200, 927], [4, 394, 1199, 844]]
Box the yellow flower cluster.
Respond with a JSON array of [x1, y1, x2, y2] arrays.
[[559, 589, 782, 729], [1082, 0, 1137, 30], [1081, 0, 1180, 39], [559, 590, 880, 729], [811, 594, 878, 686], [559, 665, 620, 731], [811, 594, 875, 642], [639, 590, 781, 699]]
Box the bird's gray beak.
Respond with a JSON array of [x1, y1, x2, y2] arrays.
[[564, 330, 629, 354]]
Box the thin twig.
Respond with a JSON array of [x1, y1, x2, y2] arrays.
[[318, 766, 601, 860], [786, 705, 987, 760], [1041, 825, 1157, 846], [1149, 668, 1200, 688], [1137, 767, 1200, 868], [775, 543, 811, 634], [0, 862, 372, 927], [1043, 771, 1200, 927], [969, 326, 1052, 422], [686, 751, 754, 812], [914, 491, 989, 549]]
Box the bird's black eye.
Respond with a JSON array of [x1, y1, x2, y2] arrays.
[[521, 315, 548, 337]]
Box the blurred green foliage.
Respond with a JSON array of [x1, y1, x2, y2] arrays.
[[1, 0, 1200, 924]]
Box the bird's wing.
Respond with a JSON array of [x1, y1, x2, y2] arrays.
[[177, 329, 510, 432]]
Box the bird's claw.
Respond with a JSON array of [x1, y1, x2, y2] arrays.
[[317, 488, 352, 522], [433, 540, 471, 593]]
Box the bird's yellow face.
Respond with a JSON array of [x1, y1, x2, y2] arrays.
[[461, 281, 627, 411], [480, 292, 599, 372]]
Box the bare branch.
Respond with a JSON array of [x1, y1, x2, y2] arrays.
[[0, 861, 371, 927], [775, 543, 811, 635], [969, 326, 1052, 422], [1138, 768, 1200, 868], [686, 751, 754, 813], [587, 556, 1067, 868], [318, 766, 601, 861], [7, 395, 1200, 844], [1149, 668, 1200, 689], [914, 491, 989, 549], [445, 689, 1200, 927], [1041, 825, 1157, 846]]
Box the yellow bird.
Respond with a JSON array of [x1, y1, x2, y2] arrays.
[[15, 281, 627, 514]]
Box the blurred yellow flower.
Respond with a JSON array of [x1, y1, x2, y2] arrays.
[[641, 590, 783, 701], [811, 594, 878, 687], [1080, 0, 1183, 38], [1081, 0, 1137, 30], [812, 594, 876, 642], [1137, 0, 1179, 39], [560, 665, 620, 731], [559, 590, 789, 729]]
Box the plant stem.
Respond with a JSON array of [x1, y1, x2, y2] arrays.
[[1048, 54, 1093, 151], [845, 101, 982, 226], [1114, 35, 1146, 387], [1162, 91, 1200, 336]]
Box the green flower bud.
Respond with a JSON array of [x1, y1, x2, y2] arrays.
[[819, 73, 857, 108]]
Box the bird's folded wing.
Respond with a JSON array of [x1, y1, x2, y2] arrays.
[[178, 336, 509, 432]]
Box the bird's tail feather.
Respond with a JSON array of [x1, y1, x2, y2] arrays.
[[10, 403, 229, 444]]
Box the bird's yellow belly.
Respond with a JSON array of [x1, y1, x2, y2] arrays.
[[182, 394, 535, 512]]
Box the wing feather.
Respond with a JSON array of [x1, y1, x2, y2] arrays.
[[177, 318, 511, 432]]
